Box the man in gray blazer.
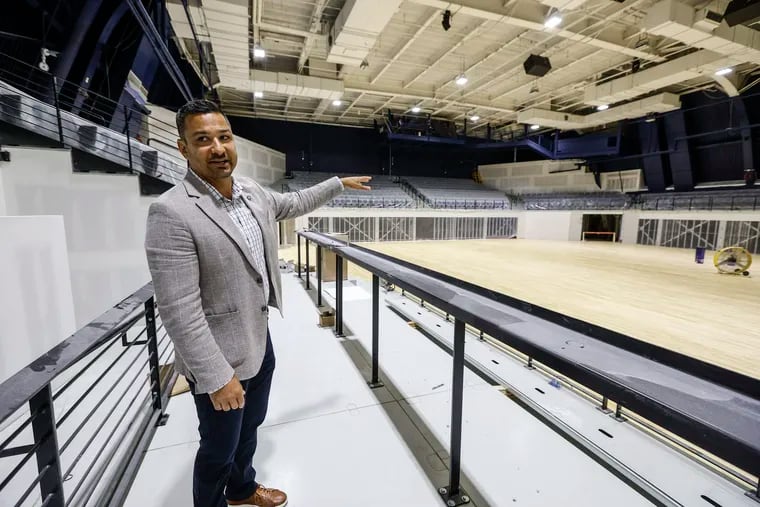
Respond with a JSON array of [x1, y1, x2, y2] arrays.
[[145, 99, 371, 507]]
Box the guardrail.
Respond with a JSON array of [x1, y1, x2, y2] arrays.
[[0, 51, 185, 185], [0, 283, 175, 507], [296, 230, 760, 506]]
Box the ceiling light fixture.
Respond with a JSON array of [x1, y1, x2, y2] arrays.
[[530, 124, 540, 131], [470, 115, 480, 122], [254, 91, 263, 98], [253, 46, 266, 59], [544, 9, 562, 28], [596, 104, 609, 111], [411, 106, 421, 113], [455, 74, 468, 86], [715, 67, 732, 76], [332, 99, 342, 106]]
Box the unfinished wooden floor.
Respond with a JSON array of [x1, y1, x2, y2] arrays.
[[280, 239, 759, 380]]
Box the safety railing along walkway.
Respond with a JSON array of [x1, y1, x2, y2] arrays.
[[0, 51, 185, 186], [296, 230, 760, 506], [0, 283, 175, 507]]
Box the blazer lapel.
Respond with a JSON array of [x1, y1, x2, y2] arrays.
[[183, 173, 260, 274], [240, 191, 269, 253]]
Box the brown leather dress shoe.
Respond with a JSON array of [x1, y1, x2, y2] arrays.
[[227, 484, 288, 507]]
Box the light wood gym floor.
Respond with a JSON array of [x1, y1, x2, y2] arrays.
[[280, 239, 759, 380]]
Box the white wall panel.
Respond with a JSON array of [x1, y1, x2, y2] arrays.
[[0, 147, 153, 327], [0, 215, 76, 384]]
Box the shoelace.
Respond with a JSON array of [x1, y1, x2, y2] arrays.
[[256, 485, 278, 496]]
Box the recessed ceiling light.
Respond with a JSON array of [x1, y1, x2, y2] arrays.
[[596, 104, 609, 111], [544, 13, 562, 28]]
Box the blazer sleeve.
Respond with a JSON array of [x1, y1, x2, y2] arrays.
[[145, 201, 235, 394], [265, 176, 344, 221]]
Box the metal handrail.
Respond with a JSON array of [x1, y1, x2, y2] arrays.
[[0, 282, 176, 507], [297, 230, 760, 505], [0, 51, 185, 185]]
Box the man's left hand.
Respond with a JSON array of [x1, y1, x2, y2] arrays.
[[340, 176, 372, 190]]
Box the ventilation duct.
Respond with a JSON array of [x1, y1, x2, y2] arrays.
[[643, 0, 760, 64], [222, 70, 344, 100], [538, 0, 589, 8], [584, 50, 735, 106], [518, 93, 681, 130], [327, 0, 403, 66]]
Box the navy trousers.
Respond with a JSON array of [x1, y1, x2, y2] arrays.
[[189, 334, 275, 507]]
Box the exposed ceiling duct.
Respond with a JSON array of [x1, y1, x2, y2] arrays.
[[518, 93, 681, 130], [538, 0, 589, 9], [222, 70, 344, 100], [202, 0, 250, 84], [584, 50, 737, 106], [643, 0, 760, 64], [327, 0, 404, 66]]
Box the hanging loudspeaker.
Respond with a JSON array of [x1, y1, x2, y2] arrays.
[[523, 54, 551, 77]]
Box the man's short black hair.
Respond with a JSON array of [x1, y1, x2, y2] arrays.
[[176, 99, 226, 140]]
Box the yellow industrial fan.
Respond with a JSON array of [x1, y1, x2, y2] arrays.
[[713, 246, 752, 276]]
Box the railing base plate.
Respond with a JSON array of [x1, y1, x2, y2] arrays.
[[438, 486, 470, 506]]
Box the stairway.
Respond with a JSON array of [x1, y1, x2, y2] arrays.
[[0, 79, 185, 186]]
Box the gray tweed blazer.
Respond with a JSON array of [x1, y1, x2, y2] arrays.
[[145, 169, 342, 393]]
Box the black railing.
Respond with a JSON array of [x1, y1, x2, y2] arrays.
[[0, 51, 185, 185], [0, 283, 175, 507], [297, 230, 760, 506]]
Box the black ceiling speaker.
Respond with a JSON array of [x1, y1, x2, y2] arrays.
[[442, 10, 451, 31], [724, 0, 760, 26], [523, 54, 551, 77]]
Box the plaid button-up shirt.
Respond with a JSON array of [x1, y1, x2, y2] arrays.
[[195, 173, 270, 304]]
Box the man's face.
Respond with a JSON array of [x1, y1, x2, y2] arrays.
[[177, 112, 238, 182]]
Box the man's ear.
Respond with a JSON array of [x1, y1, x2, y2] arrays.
[[177, 138, 188, 159]]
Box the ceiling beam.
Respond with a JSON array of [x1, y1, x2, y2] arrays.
[[297, 0, 329, 72], [370, 9, 438, 85], [403, 20, 489, 88], [406, 0, 664, 62], [344, 82, 515, 113]]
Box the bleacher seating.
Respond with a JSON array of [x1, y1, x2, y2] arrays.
[[282, 172, 417, 208], [519, 192, 630, 210], [637, 189, 760, 211], [402, 176, 512, 209]]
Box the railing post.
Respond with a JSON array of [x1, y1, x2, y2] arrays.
[[369, 274, 383, 388], [145, 298, 167, 425], [51, 75, 64, 144], [29, 385, 65, 507], [439, 318, 470, 506], [335, 254, 344, 337], [297, 234, 302, 279], [124, 106, 134, 172], [316, 246, 322, 307], [747, 478, 760, 502], [305, 239, 311, 290]]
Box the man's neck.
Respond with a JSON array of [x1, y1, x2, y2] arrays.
[[192, 169, 233, 199]]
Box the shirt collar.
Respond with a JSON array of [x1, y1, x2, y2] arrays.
[[191, 169, 241, 203]]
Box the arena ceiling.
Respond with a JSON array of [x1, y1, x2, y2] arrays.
[[167, 0, 760, 137]]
